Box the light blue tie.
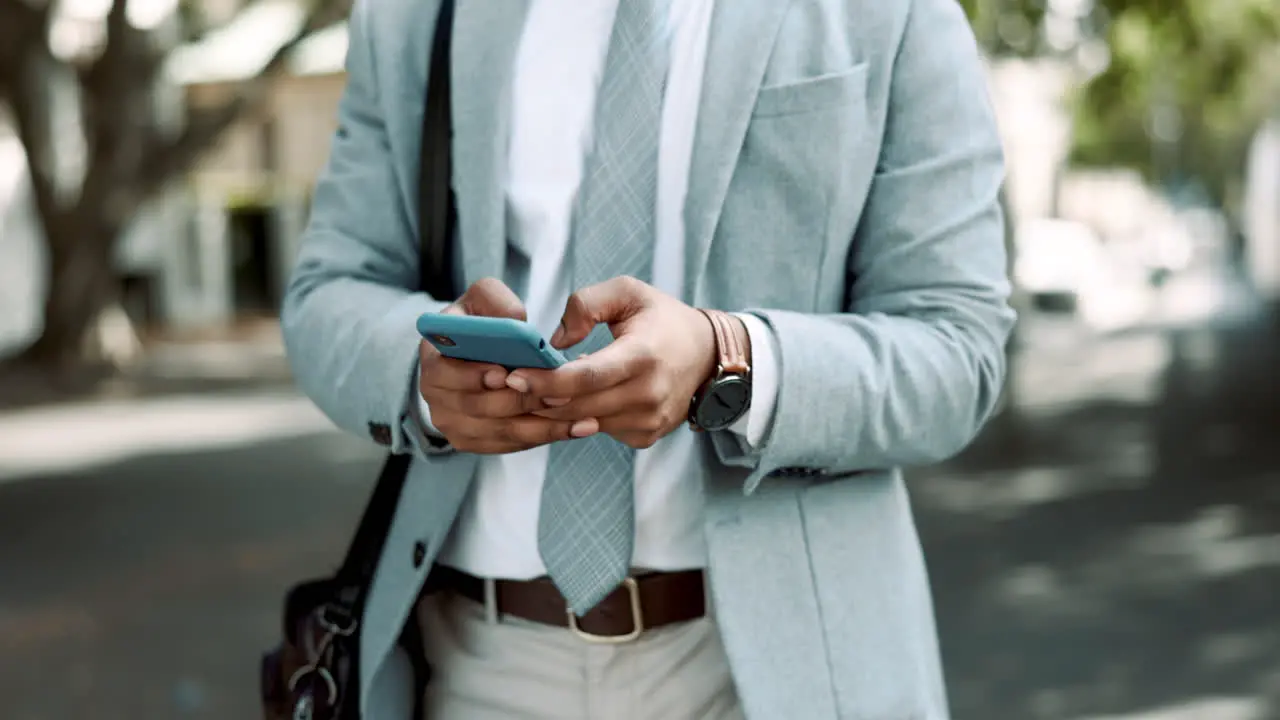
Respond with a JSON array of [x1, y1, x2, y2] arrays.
[[538, 0, 670, 615]]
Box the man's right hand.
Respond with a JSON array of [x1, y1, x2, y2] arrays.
[[419, 278, 599, 454]]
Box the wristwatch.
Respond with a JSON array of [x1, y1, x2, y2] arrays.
[[688, 309, 752, 432]]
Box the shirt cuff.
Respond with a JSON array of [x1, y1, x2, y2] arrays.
[[408, 362, 450, 446], [726, 312, 779, 449]]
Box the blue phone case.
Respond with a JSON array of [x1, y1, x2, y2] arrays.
[[415, 313, 567, 370]]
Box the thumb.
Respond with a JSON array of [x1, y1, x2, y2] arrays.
[[459, 277, 527, 320], [551, 277, 647, 348]]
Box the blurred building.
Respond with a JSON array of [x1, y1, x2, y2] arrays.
[[150, 3, 348, 331], [167, 16, 347, 330]]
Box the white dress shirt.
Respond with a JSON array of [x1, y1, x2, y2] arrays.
[[424, 0, 780, 579]]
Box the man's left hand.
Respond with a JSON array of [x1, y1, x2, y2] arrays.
[[506, 276, 728, 449]]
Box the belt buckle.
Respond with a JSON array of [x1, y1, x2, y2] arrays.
[[566, 577, 644, 644]]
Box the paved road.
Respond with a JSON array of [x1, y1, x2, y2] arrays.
[[915, 314, 1280, 720], [1, 306, 1277, 719]]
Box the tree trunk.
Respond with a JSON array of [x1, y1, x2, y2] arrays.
[[11, 215, 121, 373]]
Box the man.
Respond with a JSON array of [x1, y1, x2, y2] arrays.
[[282, 0, 1015, 717]]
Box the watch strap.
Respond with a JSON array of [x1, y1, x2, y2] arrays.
[[698, 309, 750, 375]]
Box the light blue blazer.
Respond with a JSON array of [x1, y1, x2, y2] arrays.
[[281, 0, 1016, 717]]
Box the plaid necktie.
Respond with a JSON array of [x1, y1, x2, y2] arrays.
[[538, 0, 670, 615]]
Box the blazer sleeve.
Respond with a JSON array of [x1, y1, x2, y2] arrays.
[[280, 0, 450, 456], [716, 0, 1017, 494]]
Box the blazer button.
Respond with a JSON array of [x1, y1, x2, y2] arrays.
[[411, 541, 427, 569], [368, 422, 394, 447]]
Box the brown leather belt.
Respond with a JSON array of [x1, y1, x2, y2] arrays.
[[425, 565, 706, 642]]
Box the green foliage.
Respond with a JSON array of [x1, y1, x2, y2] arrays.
[[957, 0, 1051, 57], [1072, 0, 1279, 206], [960, 0, 1280, 209]]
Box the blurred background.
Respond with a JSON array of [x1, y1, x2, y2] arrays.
[[0, 0, 1278, 718]]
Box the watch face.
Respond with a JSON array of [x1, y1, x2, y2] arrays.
[[695, 375, 751, 431]]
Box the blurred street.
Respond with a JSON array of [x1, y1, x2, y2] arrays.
[[917, 297, 1280, 717], [0, 269, 1276, 720]]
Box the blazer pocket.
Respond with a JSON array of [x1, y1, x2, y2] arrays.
[[752, 62, 870, 119]]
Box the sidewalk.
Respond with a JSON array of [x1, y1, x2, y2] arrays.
[[912, 311, 1280, 720], [0, 319, 294, 414]]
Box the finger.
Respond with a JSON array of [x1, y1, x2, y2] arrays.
[[597, 413, 669, 437], [445, 431, 545, 455], [550, 276, 648, 348], [449, 436, 538, 455], [597, 415, 671, 450], [428, 387, 547, 418], [421, 347, 509, 391], [434, 414, 519, 452], [507, 337, 644, 398], [461, 277, 527, 320], [445, 414, 594, 448], [457, 421, 596, 452], [499, 414, 598, 444], [469, 442, 532, 455], [528, 377, 652, 421]]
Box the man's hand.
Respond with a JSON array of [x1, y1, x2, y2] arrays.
[[419, 277, 599, 454], [508, 276, 733, 450]]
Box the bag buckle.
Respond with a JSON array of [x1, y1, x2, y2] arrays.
[[287, 665, 338, 714], [285, 602, 353, 717], [318, 603, 358, 637]]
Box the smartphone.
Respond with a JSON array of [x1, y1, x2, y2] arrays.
[[416, 313, 567, 370]]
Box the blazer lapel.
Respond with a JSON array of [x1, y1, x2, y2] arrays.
[[450, 0, 529, 285], [683, 1, 794, 303], [385, 0, 440, 253]]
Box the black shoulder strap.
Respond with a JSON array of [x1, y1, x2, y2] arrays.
[[416, 0, 458, 302], [332, 0, 457, 608]]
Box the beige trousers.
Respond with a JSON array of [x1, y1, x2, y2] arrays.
[[416, 590, 745, 719]]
